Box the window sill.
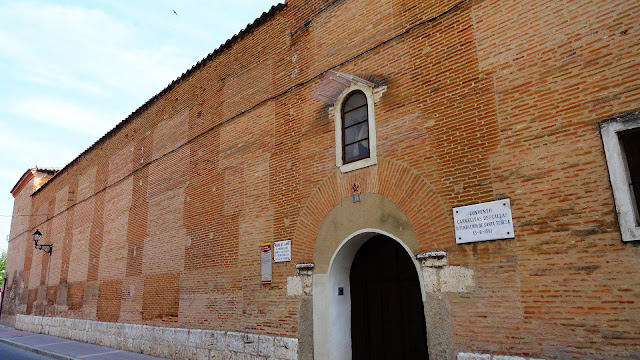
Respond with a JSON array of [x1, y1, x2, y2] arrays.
[[339, 156, 377, 173]]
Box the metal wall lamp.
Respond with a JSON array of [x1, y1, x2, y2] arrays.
[[32, 229, 52, 255]]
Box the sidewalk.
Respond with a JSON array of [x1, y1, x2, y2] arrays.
[[0, 325, 167, 360]]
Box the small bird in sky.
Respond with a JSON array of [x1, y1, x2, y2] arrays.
[[171, 9, 178, 16]]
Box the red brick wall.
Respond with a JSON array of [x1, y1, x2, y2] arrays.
[[4, 0, 640, 357]]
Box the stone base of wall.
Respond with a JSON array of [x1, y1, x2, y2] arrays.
[[458, 352, 545, 360], [15, 314, 298, 360], [0, 314, 17, 328]]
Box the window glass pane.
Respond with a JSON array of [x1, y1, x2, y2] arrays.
[[345, 122, 368, 145], [344, 140, 370, 163], [621, 131, 640, 221], [344, 106, 367, 127], [344, 92, 367, 112]]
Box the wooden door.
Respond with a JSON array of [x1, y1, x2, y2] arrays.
[[350, 235, 428, 360]]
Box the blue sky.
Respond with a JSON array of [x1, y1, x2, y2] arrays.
[[0, 0, 280, 254]]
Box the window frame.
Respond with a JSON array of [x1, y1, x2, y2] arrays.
[[335, 84, 377, 173], [601, 111, 640, 242], [341, 90, 370, 164]]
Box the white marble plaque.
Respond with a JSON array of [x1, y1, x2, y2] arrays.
[[453, 199, 515, 244], [273, 240, 291, 263]]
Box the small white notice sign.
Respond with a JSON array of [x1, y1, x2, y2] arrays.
[[273, 240, 291, 263], [453, 199, 515, 244]]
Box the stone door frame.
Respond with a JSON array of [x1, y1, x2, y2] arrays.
[[313, 228, 425, 359]]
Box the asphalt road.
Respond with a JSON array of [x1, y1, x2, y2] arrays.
[[0, 341, 55, 359]]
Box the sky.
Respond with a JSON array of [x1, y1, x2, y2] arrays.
[[0, 0, 281, 255]]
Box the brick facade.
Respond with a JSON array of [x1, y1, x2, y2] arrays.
[[4, 0, 640, 359]]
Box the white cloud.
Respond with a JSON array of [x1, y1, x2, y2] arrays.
[[22, 64, 108, 96], [0, 169, 23, 183], [0, 122, 79, 253], [0, 123, 79, 168], [0, 2, 191, 99], [10, 98, 123, 137]]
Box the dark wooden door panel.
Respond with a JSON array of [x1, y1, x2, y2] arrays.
[[350, 235, 429, 360]]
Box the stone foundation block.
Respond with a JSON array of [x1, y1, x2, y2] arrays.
[[458, 353, 491, 360], [286, 276, 302, 296], [422, 267, 439, 293], [214, 330, 227, 351], [440, 266, 474, 293], [244, 333, 259, 355], [162, 327, 175, 343], [210, 349, 223, 360], [258, 335, 274, 357], [196, 348, 210, 360], [175, 327, 189, 344], [227, 332, 244, 353], [189, 329, 204, 347], [125, 323, 143, 339], [274, 337, 297, 360], [202, 330, 216, 349]]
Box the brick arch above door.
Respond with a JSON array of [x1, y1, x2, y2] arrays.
[[294, 157, 452, 273]]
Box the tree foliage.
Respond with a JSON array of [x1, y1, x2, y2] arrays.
[[0, 250, 6, 276]]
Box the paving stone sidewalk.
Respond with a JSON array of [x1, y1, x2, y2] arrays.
[[0, 325, 167, 360]]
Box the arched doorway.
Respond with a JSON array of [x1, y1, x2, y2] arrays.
[[308, 194, 443, 359], [315, 228, 428, 359], [350, 235, 428, 359]]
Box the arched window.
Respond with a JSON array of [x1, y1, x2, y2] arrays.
[[333, 82, 379, 173], [342, 91, 370, 164]]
